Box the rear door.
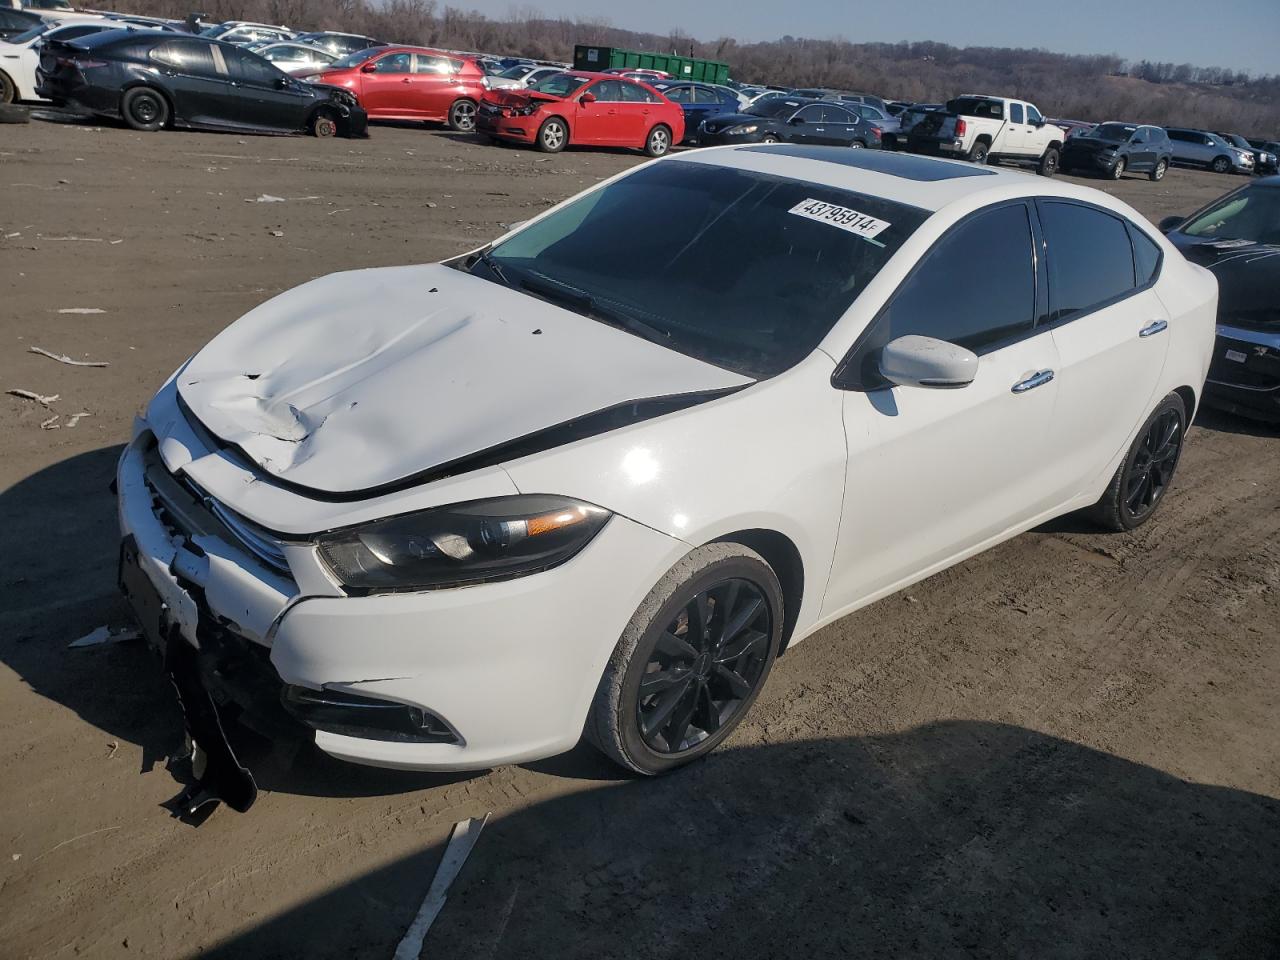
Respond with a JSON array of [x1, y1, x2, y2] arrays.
[[357, 50, 415, 116], [827, 202, 1062, 610], [410, 53, 460, 121], [820, 104, 861, 145], [1127, 127, 1155, 171], [618, 79, 658, 144], [1039, 200, 1170, 499]]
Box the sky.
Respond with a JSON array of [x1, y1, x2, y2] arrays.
[[465, 0, 1279, 76]]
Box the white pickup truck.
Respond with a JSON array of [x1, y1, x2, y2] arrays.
[[905, 94, 1066, 176]]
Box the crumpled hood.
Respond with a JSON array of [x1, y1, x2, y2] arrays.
[[177, 263, 751, 496], [482, 88, 561, 108]]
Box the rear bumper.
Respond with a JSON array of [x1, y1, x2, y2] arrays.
[[1203, 324, 1280, 423], [906, 135, 965, 156]]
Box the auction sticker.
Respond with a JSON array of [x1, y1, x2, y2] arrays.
[[789, 199, 890, 239]]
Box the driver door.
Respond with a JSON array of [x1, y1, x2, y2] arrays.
[[222, 46, 310, 130], [824, 202, 1062, 614], [357, 50, 416, 117]]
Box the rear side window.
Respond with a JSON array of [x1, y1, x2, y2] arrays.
[[1010, 102, 1025, 123], [1040, 201, 1137, 321], [151, 40, 217, 77], [413, 55, 451, 74], [589, 80, 625, 101], [620, 82, 657, 103], [874, 203, 1037, 353], [1130, 227, 1161, 287]]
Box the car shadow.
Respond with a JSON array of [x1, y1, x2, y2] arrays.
[[0, 445, 482, 801], [197, 722, 1280, 959], [1194, 404, 1280, 438]]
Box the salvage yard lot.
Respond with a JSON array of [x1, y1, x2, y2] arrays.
[[1, 119, 1278, 958]]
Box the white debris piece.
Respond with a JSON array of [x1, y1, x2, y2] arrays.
[[40, 415, 59, 430], [68, 626, 140, 648], [66, 411, 91, 427], [250, 194, 288, 203], [392, 815, 489, 960], [29, 346, 109, 367], [7, 389, 59, 406], [57, 308, 106, 315]]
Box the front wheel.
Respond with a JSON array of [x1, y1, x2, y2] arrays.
[[121, 86, 168, 132], [1149, 158, 1168, 181], [447, 98, 476, 132], [536, 116, 567, 153], [761, 134, 779, 144], [587, 543, 783, 775], [309, 109, 338, 138], [1089, 392, 1186, 532], [1109, 156, 1127, 180], [1037, 146, 1059, 177], [1211, 155, 1232, 174], [644, 123, 671, 157]]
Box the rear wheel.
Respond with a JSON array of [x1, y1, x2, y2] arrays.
[[849, 140, 863, 149], [588, 543, 783, 776], [1089, 393, 1187, 531], [967, 141, 989, 164], [536, 117, 567, 153], [0, 70, 14, 105], [644, 123, 672, 157], [121, 86, 168, 132], [1211, 155, 1232, 174], [1109, 156, 1126, 179], [1149, 158, 1168, 181], [309, 109, 338, 138], [447, 98, 476, 132], [1037, 146, 1059, 177]]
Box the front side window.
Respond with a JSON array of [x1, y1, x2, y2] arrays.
[[1040, 201, 1136, 321], [871, 203, 1036, 356], [1026, 104, 1043, 124], [371, 52, 411, 73], [795, 104, 824, 122], [328, 46, 381, 70], [477, 161, 930, 378], [227, 47, 281, 84]]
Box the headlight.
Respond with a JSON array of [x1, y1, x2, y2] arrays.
[[513, 104, 539, 116], [726, 123, 759, 135], [316, 495, 610, 591]]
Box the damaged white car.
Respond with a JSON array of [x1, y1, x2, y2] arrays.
[[118, 145, 1215, 806]]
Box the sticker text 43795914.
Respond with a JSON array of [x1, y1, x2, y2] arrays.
[[788, 198, 891, 240]]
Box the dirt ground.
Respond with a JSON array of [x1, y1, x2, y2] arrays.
[[1, 116, 1277, 960]]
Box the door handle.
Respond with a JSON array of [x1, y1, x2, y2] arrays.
[[1139, 319, 1168, 338], [1012, 369, 1055, 393], [401, 77, 412, 83]]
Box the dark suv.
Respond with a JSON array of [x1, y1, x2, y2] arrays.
[[1059, 122, 1173, 181]]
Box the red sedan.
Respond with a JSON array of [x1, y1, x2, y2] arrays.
[[477, 72, 685, 156], [310, 46, 487, 131]]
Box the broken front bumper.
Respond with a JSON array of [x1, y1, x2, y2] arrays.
[[116, 424, 686, 774]]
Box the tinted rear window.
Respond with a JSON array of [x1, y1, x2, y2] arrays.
[[1041, 202, 1136, 321], [480, 160, 930, 378]]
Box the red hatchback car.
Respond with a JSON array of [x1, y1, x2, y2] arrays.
[[310, 46, 487, 131], [478, 72, 685, 156]]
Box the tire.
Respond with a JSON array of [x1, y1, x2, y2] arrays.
[[0, 102, 29, 124], [587, 543, 784, 776], [1109, 156, 1126, 180], [536, 116, 567, 153], [447, 98, 476, 132], [1211, 155, 1232, 174], [1037, 146, 1059, 177], [967, 141, 989, 164], [0, 70, 14, 105], [121, 86, 168, 132], [309, 109, 338, 138], [1089, 393, 1187, 532], [761, 134, 778, 144], [643, 123, 672, 157], [1149, 158, 1168, 182], [849, 140, 863, 149]]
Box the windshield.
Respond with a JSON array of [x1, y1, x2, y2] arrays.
[[529, 73, 589, 97], [747, 97, 806, 118], [9, 23, 49, 43], [1221, 134, 1249, 149], [1182, 184, 1280, 245], [1093, 123, 1137, 142], [499, 64, 532, 79], [197, 24, 224, 36], [475, 161, 929, 378], [328, 46, 382, 69]]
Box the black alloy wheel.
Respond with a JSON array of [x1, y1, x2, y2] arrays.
[[1121, 406, 1183, 523], [636, 578, 772, 754]]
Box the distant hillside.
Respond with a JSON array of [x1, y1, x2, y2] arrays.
[[97, 0, 1280, 135]]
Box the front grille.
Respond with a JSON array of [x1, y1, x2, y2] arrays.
[[205, 499, 291, 572]]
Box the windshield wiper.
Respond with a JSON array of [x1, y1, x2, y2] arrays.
[[474, 249, 514, 288], [519, 274, 671, 342]]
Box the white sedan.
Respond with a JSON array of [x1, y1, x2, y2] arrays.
[[117, 146, 1214, 805]]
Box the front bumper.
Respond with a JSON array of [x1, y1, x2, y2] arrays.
[[1061, 149, 1118, 172], [1203, 324, 1280, 423], [116, 427, 687, 771], [477, 109, 537, 144]]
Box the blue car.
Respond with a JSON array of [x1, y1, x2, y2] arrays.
[[651, 82, 743, 142]]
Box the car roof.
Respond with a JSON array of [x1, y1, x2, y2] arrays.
[[672, 144, 1157, 216]]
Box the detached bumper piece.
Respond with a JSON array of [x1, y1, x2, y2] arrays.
[[282, 686, 459, 744]]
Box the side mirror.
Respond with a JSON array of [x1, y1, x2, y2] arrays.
[[275, 75, 290, 89], [360, 62, 377, 73], [878, 335, 977, 389], [580, 91, 596, 104], [1158, 215, 1185, 233]]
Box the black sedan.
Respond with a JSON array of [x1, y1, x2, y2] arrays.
[[697, 98, 882, 149], [36, 31, 367, 137], [1161, 177, 1280, 423], [1059, 122, 1173, 181]]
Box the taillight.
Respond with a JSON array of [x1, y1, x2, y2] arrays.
[[870, 126, 882, 138], [955, 117, 967, 137]]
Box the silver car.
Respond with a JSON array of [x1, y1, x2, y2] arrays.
[[1166, 127, 1255, 174]]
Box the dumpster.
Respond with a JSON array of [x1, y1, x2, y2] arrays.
[[573, 45, 730, 85]]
